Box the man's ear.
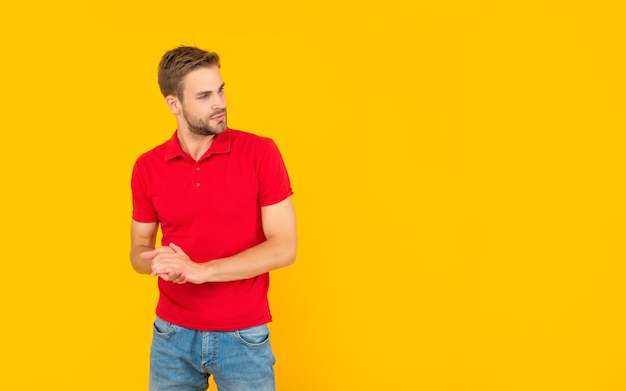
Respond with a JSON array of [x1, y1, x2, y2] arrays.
[[165, 95, 181, 114]]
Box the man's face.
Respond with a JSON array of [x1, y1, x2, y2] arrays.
[[179, 66, 227, 136]]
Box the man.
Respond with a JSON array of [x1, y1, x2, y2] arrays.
[[130, 45, 297, 391]]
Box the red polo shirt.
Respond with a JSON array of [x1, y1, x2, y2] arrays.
[[131, 128, 293, 330]]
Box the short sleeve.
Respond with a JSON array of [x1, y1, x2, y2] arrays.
[[131, 158, 158, 223], [257, 139, 293, 207]]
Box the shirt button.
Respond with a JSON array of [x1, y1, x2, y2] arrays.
[[196, 183, 200, 187], [196, 167, 200, 171]]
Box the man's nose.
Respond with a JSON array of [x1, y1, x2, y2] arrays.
[[211, 93, 226, 110]]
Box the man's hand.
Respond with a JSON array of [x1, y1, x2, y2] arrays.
[[141, 243, 207, 284]]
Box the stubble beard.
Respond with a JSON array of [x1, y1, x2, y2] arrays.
[[183, 108, 227, 137]]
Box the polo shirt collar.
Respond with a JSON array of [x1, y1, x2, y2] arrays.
[[165, 128, 232, 161]]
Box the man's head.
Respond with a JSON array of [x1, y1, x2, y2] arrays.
[[158, 46, 227, 136], [158, 46, 221, 100]]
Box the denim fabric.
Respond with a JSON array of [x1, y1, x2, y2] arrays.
[[149, 317, 276, 391]]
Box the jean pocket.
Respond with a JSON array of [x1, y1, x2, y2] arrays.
[[234, 324, 271, 347], [153, 317, 179, 338]]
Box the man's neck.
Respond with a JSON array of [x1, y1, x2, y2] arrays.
[[177, 129, 215, 161]]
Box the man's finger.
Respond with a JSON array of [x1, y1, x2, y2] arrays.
[[169, 242, 186, 255], [141, 250, 157, 259], [142, 246, 175, 259]]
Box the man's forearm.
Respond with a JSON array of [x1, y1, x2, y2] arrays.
[[130, 245, 156, 275], [202, 237, 297, 282]]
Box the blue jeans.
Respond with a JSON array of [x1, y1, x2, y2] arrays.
[[149, 317, 276, 391]]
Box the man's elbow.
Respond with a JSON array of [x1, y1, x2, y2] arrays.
[[285, 249, 297, 267], [130, 250, 152, 275], [281, 241, 297, 267], [130, 258, 145, 274]]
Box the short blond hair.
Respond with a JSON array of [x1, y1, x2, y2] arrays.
[[157, 46, 221, 99]]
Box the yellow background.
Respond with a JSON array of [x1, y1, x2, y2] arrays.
[[1, 1, 625, 389]]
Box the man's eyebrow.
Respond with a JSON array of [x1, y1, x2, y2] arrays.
[[195, 83, 226, 96]]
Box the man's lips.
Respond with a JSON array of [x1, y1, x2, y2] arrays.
[[212, 112, 226, 121]]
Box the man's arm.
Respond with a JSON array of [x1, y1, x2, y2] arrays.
[[130, 220, 160, 275], [148, 197, 297, 283]]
